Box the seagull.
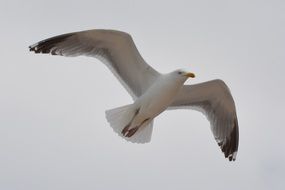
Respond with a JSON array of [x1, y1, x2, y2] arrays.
[[29, 29, 239, 161]]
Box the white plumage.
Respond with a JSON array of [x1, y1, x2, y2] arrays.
[[29, 29, 239, 161]]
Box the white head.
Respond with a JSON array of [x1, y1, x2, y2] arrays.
[[169, 69, 195, 83]]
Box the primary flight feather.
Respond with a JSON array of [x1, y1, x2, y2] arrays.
[[29, 29, 239, 161]]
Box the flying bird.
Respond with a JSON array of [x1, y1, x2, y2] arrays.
[[29, 29, 239, 161]]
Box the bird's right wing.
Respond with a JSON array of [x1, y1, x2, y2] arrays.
[[169, 79, 239, 161], [29, 29, 160, 99]]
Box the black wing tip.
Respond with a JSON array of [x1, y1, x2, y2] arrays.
[[28, 32, 74, 54], [219, 118, 239, 161], [29, 43, 39, 53]]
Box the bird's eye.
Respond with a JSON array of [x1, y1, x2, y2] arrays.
[[178, 71, 182, 75]]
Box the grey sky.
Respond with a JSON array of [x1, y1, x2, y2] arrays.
[[1, 0, 285, 189]]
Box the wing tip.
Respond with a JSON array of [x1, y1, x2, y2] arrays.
[[219, 117, 239, 161], [28, 32, 74, 54], [29, 43, 40, 53]]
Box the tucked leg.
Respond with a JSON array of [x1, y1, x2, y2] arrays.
[[121, 108, 140, 136], [124, 118, 150, 138], [126, 127, 139, 137], [121, 124, 130, 136]]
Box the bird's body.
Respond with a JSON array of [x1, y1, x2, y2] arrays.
[[136, 71, 188, 119], [119, 70, 191, 137], [29, 29, 239, 161]]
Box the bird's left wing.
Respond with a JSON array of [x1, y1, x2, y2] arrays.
[[169, 79, 239, 161], [29, 29, 160, 99]]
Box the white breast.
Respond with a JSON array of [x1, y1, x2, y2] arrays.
[[135, 74, 185, 118]]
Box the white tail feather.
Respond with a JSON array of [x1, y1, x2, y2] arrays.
[[105, 104, 154, 144]]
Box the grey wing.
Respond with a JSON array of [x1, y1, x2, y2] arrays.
[[169, 79, 239, 161], [29, 29, 160, 99]]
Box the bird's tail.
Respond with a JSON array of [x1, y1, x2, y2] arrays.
[[105, 104, 154, 144]]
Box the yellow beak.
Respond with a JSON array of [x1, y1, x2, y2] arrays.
[[184, 72, 195, 78]]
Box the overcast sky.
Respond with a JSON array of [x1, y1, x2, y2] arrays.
[[1, 0, 285, 189]]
